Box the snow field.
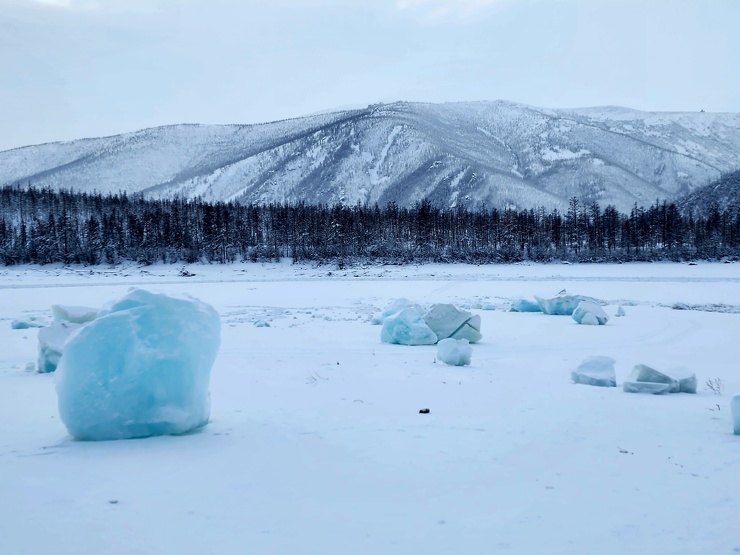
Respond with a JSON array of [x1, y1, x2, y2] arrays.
[[0, 262, 739, 555]]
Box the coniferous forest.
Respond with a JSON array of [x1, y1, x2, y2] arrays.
[[0, 184, 739, 266]]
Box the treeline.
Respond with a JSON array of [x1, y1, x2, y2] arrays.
[[0, 185, 739, 266]]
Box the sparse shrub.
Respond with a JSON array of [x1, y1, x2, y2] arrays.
[[705, 377, 724, 395]]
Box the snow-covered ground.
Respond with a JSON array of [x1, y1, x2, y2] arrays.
[[1, 261, 739, 555]]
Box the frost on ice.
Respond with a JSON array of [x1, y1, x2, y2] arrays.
[[732, 396, 740, 435], [423, 303, 482, 343], [55, 289, 221, 441], [38, 322, 81, 373], [571, 356, 616, 387], [437, 338, 472, 366], [572, 301, 609, 326], [381, 307, 437, 346], [535, 292, 599, 316], [509, 298, 542, 313], [622, 364, 697, 395], [52, 304, 98, 325]]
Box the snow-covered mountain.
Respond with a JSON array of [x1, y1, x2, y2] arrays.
[[2, 101, 740, 212], [675, 169, 740, 214]]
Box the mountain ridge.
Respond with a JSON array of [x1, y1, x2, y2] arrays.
[[2, 100, 739, 212]]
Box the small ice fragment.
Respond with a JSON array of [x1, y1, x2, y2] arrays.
[[663, 367, 698, 394], [571, 356, 616, 387], [38, 322, 81, 373], [572, 301, 609, 325], [436, 338, 472, 366], [510, 298, 542, 313], [11, 317, 44, 330]]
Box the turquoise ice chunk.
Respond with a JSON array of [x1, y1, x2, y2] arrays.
[[56, 289, 221, 441]]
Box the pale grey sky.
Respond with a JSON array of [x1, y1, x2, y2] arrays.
[[1, 0, 738, 150]]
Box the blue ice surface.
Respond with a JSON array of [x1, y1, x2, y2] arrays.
[[437, 338, 472, 366], [510, 298, 542, 313], [572, 301, 609, 325], [381, 307, 437, 346], [56, 289, 221, 441], [571, 356, 616, 387], [732, 396, 740, 435], [535, 294, 596, 316]]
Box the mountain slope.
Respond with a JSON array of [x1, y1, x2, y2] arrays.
[[675, 169, 740, 214], [2, 101, 740, 212]]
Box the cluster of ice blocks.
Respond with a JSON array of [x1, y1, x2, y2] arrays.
[[379, 300, 482, 346], [622, 364, 697, 395], [572, 358, 698, 396]]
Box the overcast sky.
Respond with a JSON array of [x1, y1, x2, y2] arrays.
[[1, 0, 738, 150]]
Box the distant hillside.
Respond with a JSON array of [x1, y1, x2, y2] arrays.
[[675, 169, 740, 214], [2, 101, 740, 212]]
